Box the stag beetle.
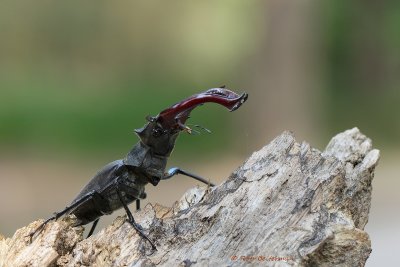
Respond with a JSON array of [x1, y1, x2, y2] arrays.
[[29, 87, 248, 250]]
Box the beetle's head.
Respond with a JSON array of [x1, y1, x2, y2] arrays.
[[135, 86, 248, 156]]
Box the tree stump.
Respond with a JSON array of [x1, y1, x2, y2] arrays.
[[0, 128, 379, 266]]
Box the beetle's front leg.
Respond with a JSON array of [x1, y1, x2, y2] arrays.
[[163, 167, 215, 187]]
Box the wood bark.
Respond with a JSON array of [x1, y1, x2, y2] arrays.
[[0, 128, 379, 267]]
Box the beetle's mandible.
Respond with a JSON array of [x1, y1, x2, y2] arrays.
[[29, 87, 248, 250]]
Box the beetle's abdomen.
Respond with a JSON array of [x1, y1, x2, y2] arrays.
[[72, 193, 111, 226], [70, 159, 147, 226]]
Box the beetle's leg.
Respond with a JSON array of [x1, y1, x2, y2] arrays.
[[136, 199, 141, 210], [28, 191, 98, 241], [28, 215, 56, 241], [115, 188, 156, 250], [163, 167, 216, 187], [87, 218, 99, 238]]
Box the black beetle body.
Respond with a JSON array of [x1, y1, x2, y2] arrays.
[[29, 87, 248, 250]]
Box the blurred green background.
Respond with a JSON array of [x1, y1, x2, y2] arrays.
[[0, 1, 399, 266]]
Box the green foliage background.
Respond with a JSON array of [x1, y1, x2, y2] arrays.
[[0, 0, 399, 157]]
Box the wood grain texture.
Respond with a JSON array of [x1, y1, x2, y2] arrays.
[[0, 128, 379, 266]]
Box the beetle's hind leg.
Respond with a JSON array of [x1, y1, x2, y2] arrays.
[[28, 190, 99, 242], [28, 215, 56, 242]]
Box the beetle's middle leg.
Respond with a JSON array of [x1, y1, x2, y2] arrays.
[[115, 187, 156, 250], [163, 167, 216, 187], [86, 200, 141, 238]]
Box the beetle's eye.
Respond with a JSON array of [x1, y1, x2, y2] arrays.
[[152, 127, 163, 137], [145, 115, 156, 122]]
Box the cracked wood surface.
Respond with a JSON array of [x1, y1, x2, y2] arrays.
[[0, 128, 379, 266]]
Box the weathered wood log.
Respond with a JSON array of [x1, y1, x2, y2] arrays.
[[0, 128, 379, 266]]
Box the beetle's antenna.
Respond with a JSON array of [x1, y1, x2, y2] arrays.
[[185, 124, 211, 135], [193, 124, 212, 134]]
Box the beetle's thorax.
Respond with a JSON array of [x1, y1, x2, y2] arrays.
[[124, 141, 169, 179]]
